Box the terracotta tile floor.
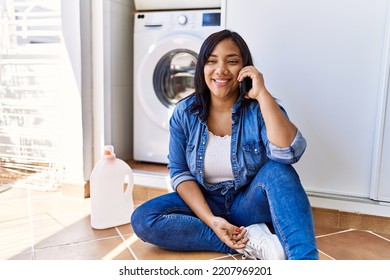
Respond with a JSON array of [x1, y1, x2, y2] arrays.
[[1, 184, 390, 260]]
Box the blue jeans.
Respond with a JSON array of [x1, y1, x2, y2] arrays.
[[131, 160, 319, 260]]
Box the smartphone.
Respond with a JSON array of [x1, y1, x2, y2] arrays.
[[239, 77, 252, 96]]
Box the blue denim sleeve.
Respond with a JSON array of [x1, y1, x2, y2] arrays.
[[266, 130, 307, 164], [167, 104, 196, 191]]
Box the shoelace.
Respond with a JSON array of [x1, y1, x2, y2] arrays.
[[249, 241, 266, 259], [241, 248, 256, 260], [240, 241, 266, 260]]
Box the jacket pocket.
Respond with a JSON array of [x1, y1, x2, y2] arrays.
[[241, 140, 266, 171]]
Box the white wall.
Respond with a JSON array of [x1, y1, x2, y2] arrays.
[[372, 83, 390, 201], [60, 0, 84, 185], [79, 0, 134, 180], [107, 0, 134, 161]]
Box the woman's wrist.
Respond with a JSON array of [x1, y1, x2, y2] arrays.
[[255, 88, 271, 103]]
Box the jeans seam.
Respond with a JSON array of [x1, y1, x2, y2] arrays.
[[161, 207, 194, 217], [262, 184, 292, 260]]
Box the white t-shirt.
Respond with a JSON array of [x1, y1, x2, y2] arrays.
[[203, 131, 234, 184]]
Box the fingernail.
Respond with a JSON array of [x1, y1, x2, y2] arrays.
[[235, 228, 241, 233]]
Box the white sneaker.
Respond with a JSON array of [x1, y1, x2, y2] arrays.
[[236, 223, 285, 260]]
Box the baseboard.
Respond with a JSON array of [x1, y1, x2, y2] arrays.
[[307, 191, 390, 218], [133, 170, 171, 190], [312, 207, 390, 235]]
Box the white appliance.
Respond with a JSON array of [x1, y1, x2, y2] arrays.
[[225, 0, 390, 205], [133, 9, 222, 164], [134, 0, 221, 11]]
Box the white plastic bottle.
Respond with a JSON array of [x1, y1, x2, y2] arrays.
[[90, 145, 134, 229]]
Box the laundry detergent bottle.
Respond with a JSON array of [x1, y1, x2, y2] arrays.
[[90, 145, 134, 229]]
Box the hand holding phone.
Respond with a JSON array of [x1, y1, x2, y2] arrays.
[[239, 77, 252, 96]]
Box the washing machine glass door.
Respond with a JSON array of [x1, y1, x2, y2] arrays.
[[153, 49, 197, 108], [136, 35, 202, 130]]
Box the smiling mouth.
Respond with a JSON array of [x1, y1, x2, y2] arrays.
[[213, 78, 231, 86]]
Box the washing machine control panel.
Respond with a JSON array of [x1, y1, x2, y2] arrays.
[[134, 10, 221, 31], [201, 12, 221, 27]]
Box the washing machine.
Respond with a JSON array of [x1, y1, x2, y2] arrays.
[[133, 9, 222, 164]]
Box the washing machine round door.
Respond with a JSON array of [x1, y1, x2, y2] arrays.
[[136, 35, 202, 130], [153, 49, 197, 108]]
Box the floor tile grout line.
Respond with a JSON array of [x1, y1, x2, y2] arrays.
[[315, 228, 355, 239], [27, 187, 36, 260], [368, 231, 390, 242], [317, 249, 335, 260], [31, 235, 123, 256], [116, 227, 139, 260]]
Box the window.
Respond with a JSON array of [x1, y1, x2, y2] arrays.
[[0, 0, 76, 191]]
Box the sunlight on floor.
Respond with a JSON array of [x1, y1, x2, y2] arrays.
[[103, 231, 139, 260]]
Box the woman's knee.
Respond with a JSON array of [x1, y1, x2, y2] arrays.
[[252, 160, 301, 192], [130, 192, 185, 238], [259, 160, 299, 180], [130, 203, 150, 238]]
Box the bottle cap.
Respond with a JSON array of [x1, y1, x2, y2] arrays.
[[103, 145, 115, 158]]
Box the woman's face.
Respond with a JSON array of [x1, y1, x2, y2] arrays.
[[204, 39, 243, 100]]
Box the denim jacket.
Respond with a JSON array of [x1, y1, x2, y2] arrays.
[[167, 94, 306, 192]]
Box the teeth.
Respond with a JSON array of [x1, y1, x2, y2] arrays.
[[214, 79, 228, 83]]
